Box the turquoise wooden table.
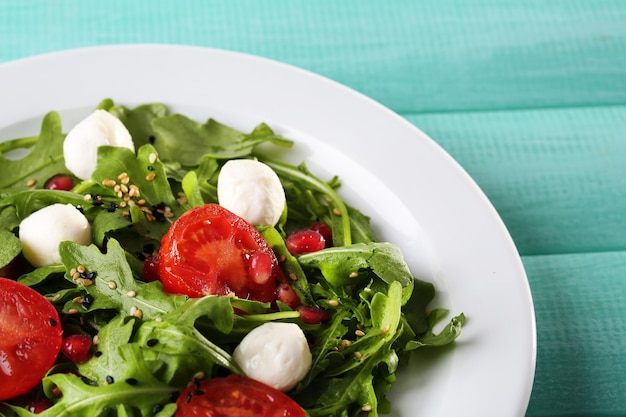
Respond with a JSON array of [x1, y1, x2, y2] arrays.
[[1, 1, 625, 416]]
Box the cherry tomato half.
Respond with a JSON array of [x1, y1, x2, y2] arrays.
[[158, 204, 280, 302], [175, 375, 307, 417], [0, 278, 63, 401]]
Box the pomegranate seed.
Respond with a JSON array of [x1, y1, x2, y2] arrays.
[[61, 334, 92, 363], [45, 175, 74, 191], [247, 251, 274, 285], [276, 283, 301, 309], [0, 255, 26, 279], [311, 222, 333, 247], [285, 230, 326, 255], [297, 305, 331, 324], [142, 255, 160, 282], [28, 399, 52, 413]]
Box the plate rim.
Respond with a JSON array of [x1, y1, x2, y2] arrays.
[[0, 44, 536, 416]]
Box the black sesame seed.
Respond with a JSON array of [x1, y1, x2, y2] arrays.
[[86, 271, 96, 280], [105, 375, 114, 384], [146, 339, 159, 347], [49, 317, 57, 326], [193, 389, 204, 396], [82, 376, 98, 386], [75, 205, 85, 214], [193, 378, 201, 389], [147, 165, 155, 171], [106, 206, 116, 213], [148, 135, 156, 144], [94, 351, 102, 357], [81, 294, 94, 310], [92, 195, 104, 206], [152, 404, 164, 414], [185, 391, 192, 403], [169, 391, 180, 402], [125, 378, 138, 385]]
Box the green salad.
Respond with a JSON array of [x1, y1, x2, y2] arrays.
[[0, 99, 464, 417]]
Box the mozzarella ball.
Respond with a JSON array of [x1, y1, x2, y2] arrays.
[[19, 203, 92, 267], [233, 322, 312, 392], [217, 159, 286, 226], [63, 109, 134, 180]]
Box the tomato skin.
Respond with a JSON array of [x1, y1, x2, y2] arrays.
[[175, 375, 307, 417], [158, 204, 280, 302], [0, 278, 63, 401]]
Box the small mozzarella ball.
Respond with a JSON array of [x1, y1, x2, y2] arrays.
[[19, 203, 92, 267], [63, 109, 134, 180], [233, 322, 312, 392], [217, 159, 286, 226]]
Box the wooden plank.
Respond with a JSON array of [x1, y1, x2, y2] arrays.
[[406, 105, 626, 256], [1, 1, 625, 113], [522, 251, 626, 415]]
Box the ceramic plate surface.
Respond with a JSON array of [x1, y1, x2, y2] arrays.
[[0, 45, 536, 417]]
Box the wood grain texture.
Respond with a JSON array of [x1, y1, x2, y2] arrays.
[[406, 106, 626, 256], [1, 0, 626, 113], [523, 251, 626, 416], [1, 1, 625, 416]]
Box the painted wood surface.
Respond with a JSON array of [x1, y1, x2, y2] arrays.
[[1, 1, 625, 415]]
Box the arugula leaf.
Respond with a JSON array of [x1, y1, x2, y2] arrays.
[[151, 114, 292, 166], [0, 190, 93, 220], [258, 225, 315, 306], [28, 346, 175, 417], [0, 112, 69, 190], [261, 158, 353, 247], [17, 265, 66, 287], [78, 315, 137, 384], [59, 239, 186, 319], [0, 231, 20, 270], [298, 242, 413, 288], [135, 317, 241, 386], [109, 102, 169, 149], [405, 311, 465, 350], [180, 171, 204, 208], [82, 297, 241, 389]]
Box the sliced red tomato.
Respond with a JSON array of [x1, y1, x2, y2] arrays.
[[158, 204, 280, 302], [0, 278, 63, 401], [175, 375, 307, 417]]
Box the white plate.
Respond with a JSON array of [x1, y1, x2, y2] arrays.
[[0, 45, 536, 417]]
